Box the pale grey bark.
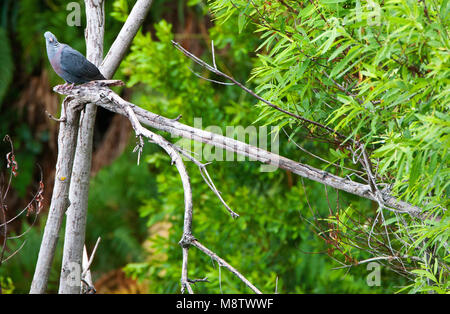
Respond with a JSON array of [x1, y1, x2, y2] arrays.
[[31, 0, 153, 294], [31, 0, 424, 292], [51, 80, 429, 295], [58, 0, 105, 294], [29, 99, 81, 294], [120, 98, 261, 294], [81, 237, 101, 293], [190, 239, 262, 294], [54, 83, 425, 221], [101, 0, 153, 78]]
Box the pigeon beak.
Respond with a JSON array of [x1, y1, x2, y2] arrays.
[[44, 31, 57, 45]]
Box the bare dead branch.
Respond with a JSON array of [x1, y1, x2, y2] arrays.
[[188, 277, 209, 284], [52, 82, 425, 220], [117, 93, 262, 294], [58, 0, 107, 294], [174, 146, 239, 218], [171, 40, 347, 140], [30, 97, 81, 294], [191, 239, 263, 294], [119, 98, 198, 293], [82, 237, 101, 279], [181, 247, 194, 294], [32, 0, 153, 294]]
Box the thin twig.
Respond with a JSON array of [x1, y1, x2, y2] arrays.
[[45, 110, 66, 122], [181, 247, 194, 294], [82, 237, 101, 278], [174, 146, 239, 218], [172, 40, 347, 140], [52, 82, 427, 219], [188, 67, 235, 85], [1, 240, 27, 264], [282, 128, 365, 176], [188, 277, 209, 284], [191, 239, 262, 294], [118, 95, 261, 294]]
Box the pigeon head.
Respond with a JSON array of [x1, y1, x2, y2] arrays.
[[44, 31, 62, 66], [44, 31, 59, 47]]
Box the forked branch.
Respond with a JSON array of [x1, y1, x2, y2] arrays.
[[117, 92, 261, 294], [52, 82, 425, 220]]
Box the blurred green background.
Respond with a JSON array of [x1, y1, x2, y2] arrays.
[[0, 0, 412, 293]]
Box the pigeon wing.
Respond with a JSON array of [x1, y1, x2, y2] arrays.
[[60, 45, 105, 83]]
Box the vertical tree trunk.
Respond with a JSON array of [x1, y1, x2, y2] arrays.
[[30, 0, 153, 294], [30, 102, 81, 294], [58, 0, 105, 294]]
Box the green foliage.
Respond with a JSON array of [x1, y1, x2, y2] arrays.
[[1, 0, 446, 294], [85, 144, 159, 273], [0, 27, 13, 104], [0, 219, 63, 293], [111, 0, 129, 22], [399, 254, 450, 294], [125, 155, 394, 293], [204, 0, 449, 293], [0, 276, 15, 294], [120, 12, 403, 293], [209, 0, 449, 209], [123, 20, 214, 117]]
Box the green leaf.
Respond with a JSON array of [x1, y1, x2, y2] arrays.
[[329, 45, 361, 78], [238, 12, 246, 34]]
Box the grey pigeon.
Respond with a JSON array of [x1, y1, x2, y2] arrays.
[[44, 31, 105, 87]]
